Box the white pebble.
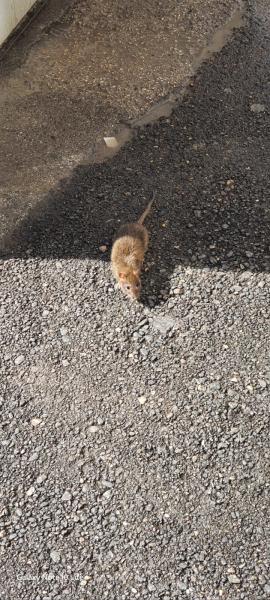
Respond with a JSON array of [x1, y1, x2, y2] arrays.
[[104, 136, 118, 148], [60, 327, 68, 336], [62, 490, 72, 502], [228, 574, 240, 584], [50, 550, 61, 563], [103, 490, 111, 499], [36, 474, 46, 484], [31, 417, 42, 427], [15, 355, 24, 366], [138, 396, 147, 405]]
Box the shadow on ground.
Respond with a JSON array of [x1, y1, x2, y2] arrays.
[[2, 22, 269, 305]]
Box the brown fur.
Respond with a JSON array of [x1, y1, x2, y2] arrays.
[[111, 197, 154, 300]]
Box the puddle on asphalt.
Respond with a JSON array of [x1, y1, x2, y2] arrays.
[[193, 7, 245, 69], [91, 4, 245, 165]]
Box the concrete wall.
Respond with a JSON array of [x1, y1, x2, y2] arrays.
[[0, 0, 36, 46]]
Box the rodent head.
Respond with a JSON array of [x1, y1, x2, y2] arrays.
[[119, 270, 141, 300]]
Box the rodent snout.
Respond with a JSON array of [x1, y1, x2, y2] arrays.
[[121, 280, 141, 300]]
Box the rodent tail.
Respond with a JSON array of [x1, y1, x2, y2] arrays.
[[137, 192, 156, 225]]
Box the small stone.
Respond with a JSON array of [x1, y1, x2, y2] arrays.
[[50, 550, 61, 563], [102, 480, 113, 488], [264, 584, 270, 594], [140, 348, 148, 358], [81, 576, 90, 587], [60, 327, 68, 336], [178, 581, 187, 590], [89, 425, 98, 433], [152, 316, 176, 336], [36, 474, 46, 484], [104, 136, 118, 148], [62, 360, 69, 367], [26, 486, 35, 497], [228, 574, 240, 584], [99, 245, 107, 253], [31, 418, 42, 427], [29, 453, 39, 462], [62, 491, 72, 502], [103, 490, 111, 499], [138, 396, 147, 405], [250, 103, 266, 113], [15, 355, 24, 366]]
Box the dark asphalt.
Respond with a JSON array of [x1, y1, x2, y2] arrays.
[[0, 0, 238, 244], [4, 5, 269, 291], [0, 2, 270, 600]]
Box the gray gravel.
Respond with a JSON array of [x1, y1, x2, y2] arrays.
[[0, 1, 270, 599]]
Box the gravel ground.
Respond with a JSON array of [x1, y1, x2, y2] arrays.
[[0, 2, 270, 600]]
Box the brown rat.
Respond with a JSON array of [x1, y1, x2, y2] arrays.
[[111, 194, 155, 300]]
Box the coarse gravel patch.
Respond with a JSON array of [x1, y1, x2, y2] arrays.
[[0, 3, 270, 600]]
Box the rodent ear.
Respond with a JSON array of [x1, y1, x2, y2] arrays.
[[119, 272, 126, 280]]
